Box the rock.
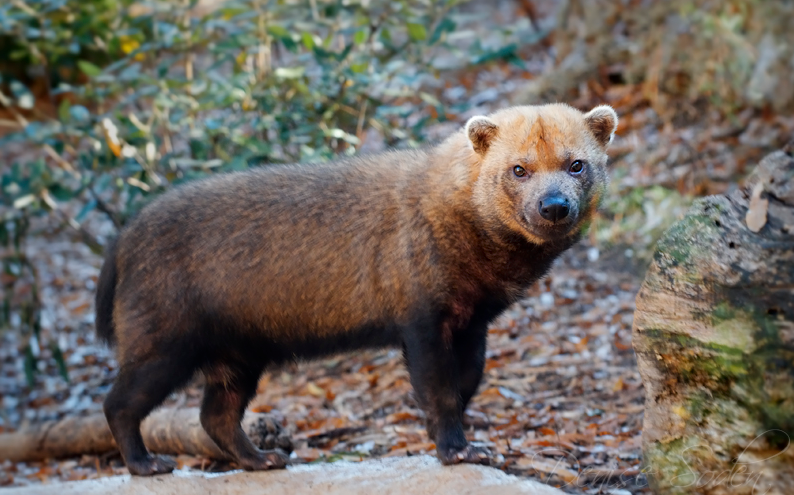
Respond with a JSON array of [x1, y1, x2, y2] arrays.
[[3, 456, 566, 495]]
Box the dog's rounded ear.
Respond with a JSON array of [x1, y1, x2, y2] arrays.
[[465, 116, 499, 155], [584, 105, 618, 147]]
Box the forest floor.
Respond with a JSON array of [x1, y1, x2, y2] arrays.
[[2, 1, 794, 494], [0, 222, 650, 494]]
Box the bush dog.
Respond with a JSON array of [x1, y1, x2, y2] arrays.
[[96, 103, 618, 475]]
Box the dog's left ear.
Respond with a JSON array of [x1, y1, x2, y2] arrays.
[[584, 105, 618, 147]]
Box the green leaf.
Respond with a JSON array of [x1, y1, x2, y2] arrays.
[[301, 32, 315, 50], [51, 343, 69, 382], [429, 17, 456, 44], [23, 346, 36, 387], [472, 43, 524, 68], [336, 43, 353, 62], [267, 25, 291, 41], [407, 23, 427, 42], [48, 184, 74, 202], [419, 92, 441, 107], [77, 60, 102, 77], [351, 62, 368, 74], [354, 29, 367, 45], [57, 98, 71, 122], [75, 199, 96, 223], [274, 67, 305, 79]]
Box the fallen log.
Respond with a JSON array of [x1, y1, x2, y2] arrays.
[[633, 145, 794, 494], [0, 408, 292, 463]]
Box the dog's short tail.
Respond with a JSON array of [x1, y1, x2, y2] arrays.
[[95, 238, 119, 346]]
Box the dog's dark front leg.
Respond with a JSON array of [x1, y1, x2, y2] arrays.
[[403, 322, 489, 466], [455, 323, 488, 414]]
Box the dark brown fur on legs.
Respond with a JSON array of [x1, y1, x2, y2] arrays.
[[403, 316, 492, 465], [103, 353, 194, 475], [410, 315, 491, 464], [200, 363, 288, 470], [96, 103, 618, 473]]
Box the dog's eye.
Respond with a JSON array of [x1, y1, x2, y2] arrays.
[[569, 160, 584, 175], [513, 165, 527, 178]]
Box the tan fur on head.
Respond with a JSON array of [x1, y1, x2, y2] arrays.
[[460, 103, 617, 246]]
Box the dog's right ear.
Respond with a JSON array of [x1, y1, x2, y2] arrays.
[[465, 116, 499, 155]]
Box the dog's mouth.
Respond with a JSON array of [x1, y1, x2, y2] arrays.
[[520, 212, 579, 243]]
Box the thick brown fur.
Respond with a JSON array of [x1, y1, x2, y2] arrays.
[[96, 103, 617, 475]]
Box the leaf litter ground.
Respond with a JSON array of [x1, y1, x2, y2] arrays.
[[0, 232, 647, 494]]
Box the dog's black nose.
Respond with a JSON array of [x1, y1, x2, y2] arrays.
[[538, 196, 570, 222]]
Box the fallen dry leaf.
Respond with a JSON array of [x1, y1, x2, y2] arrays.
[[293, 447, 324, 461], [386, 411, 420, 424], [514, 456, 579, 483], [249, 404, 272, 413], [306, 382, 326, 398], [746, 182, 769, 233]]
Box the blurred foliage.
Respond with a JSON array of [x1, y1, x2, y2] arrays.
[[630, 0, 794, 114], [0, 0, 132, 86], [1, 0, 469, 222], [591, 185, 692, 265], [529, 0, 794, 116], [0, 0, 502, 385]]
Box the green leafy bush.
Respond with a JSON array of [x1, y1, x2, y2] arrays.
[[3, 0, 466, 221], [0, 0, 133, 88], [0, 0, 483, 385]]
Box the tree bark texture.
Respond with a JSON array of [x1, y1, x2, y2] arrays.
[[632, 146, 794, 494], [0, 408, 292, 463]]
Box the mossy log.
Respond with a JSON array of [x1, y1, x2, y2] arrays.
[[633, 145, 794, 495], [0, 408, 292, 463]]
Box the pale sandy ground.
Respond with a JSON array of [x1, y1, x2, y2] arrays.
[[1, 456, 567, 495]]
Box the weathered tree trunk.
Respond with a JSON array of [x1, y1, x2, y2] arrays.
[[632, 145, 794, 494], [0, 408, 292, 463]]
